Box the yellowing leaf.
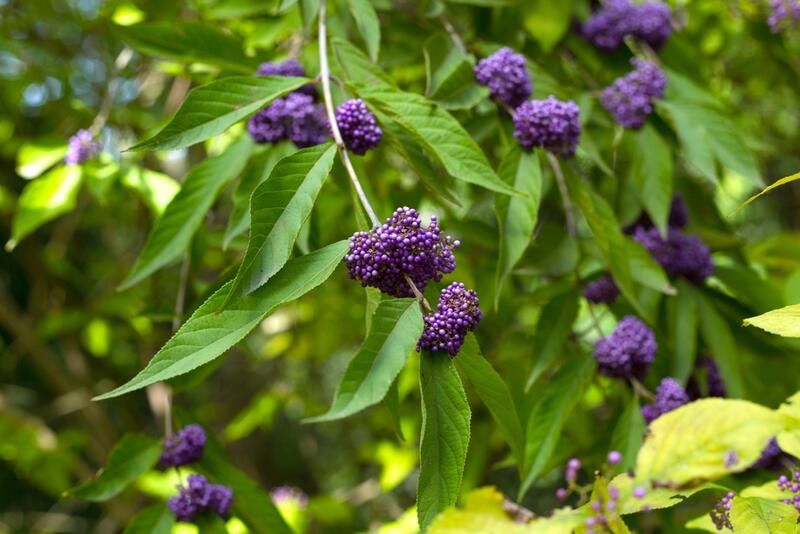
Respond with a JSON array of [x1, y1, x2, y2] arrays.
[[729, 497, 800, 533], [636, 399, 789, 486], [744, 305, 800, 338], [735, 171, 800, 213], [428, 487, 527, 534], [609, 474, 715, 515]]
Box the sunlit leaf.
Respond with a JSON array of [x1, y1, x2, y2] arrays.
[[121, 167, 179, 216], [743, 304, 800, 338], [7, 165, 82, 251], [635, 399, 790, 486], [428, 487, 527, 534], [15, 138, 67, 179], [729, 497, 799, 533], [735, 171, 800, 213]]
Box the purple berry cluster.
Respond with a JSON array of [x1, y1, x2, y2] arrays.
[[752, 437, 795, 471], [641, 377, 689, 423], [601, 59, 666, 130], [582, 0, 673, 52], [335, 99, 383, 155], [593, 316, 657, 379], [513, 96, 581, 157], [778, 469, 800, 510], [687, 356, 726, 399], [167, 474, 234, 523], [584, 274, 620, 304], [159, 424, 207, 468], [249, 60, 327, 148], [346, 207, 458, 298], [248, 93, 328, 148], [417, 282, 482, 356], [709, 492, 734, 530], [474, 47, 533, 109], [65, 129, 99, 165], [625, 194, 689, 233], [769, 0, 800, 32], [633, 226, 714, 283]]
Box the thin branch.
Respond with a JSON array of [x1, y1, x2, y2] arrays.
[[546, 152, 577, 237], [318, 1, 380, 228], [440, 16, 466, 53], [318, 0, 432, 312], [90, 47, 134, 135], [630, 377, 655, 401]]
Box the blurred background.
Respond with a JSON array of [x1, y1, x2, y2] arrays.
[[2, 0, 800, 532]]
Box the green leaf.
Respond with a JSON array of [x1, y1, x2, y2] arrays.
[[494, 148, 542, 307], [225, 143, 336, 300], [610, 395, 645, 474], [6, 165, 83, 251], [744, 304, 800, 338], [635, 398, 790, 486], [428, 487, 528, 534], [197, 441, 293, 534], [668, 280, 698, 382], [524, 289, 580, 390], [118, 21, 257, 72], [348, 0, 381, 61], [130, 76, 308, 152], [121, 167, 180, 216], [119, 137, 253, 289], [223, 144, 295, 249], [16, 139, 67, 179], [444, 0, 516, 5], [305, 298, 423, 422], [122, 505, 174, 534], [736, 171, 800, 213], [730, 497, 800, 533], [424, 33, 487, 110], [384, 377, 406, 441], [455, 334, 524, 466], [522, 0, 574, 53], [69, 434, 160, 502], [299, 0, 321, 29], [566, 173, 644, 318], [697, 297, 745, 398], [519, 354, 594, 499], [628, 125, 673, 235], [418, 353, 471, 532], [624, 238, 674, 295], [332, 37, 394, 87], [356, 85, 520, 197], [95, 241, 348, 399]]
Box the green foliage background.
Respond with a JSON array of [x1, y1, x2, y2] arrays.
[[2, 0, 800, 533]]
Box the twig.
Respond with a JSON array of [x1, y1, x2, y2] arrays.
[[546, 152, 577, 237], [318, 0, 432, 312], [90, 47, 134, 135], [440, 16, 466, 53], [630, 377, 655, 401]]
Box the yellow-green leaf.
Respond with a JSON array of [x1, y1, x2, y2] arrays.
[[428, 487, 527, 534], [729, 497, 800, 533], [744, 304, 800, 338], [735, 171, 800, 213], [636, 399, 790, 486]]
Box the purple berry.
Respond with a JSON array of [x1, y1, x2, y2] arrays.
[[607, 451, 622, 465], [633, 2, 673, 50], [248, 93, 328, 148], [271, 486, 309, 507], [555, 488, 568, 500], [633, 226, 714, 283], [65, 129, 99, 165], [709, 492, 735, 530], [158, 424, 207, 468], [167, 474, 234, 523], [633, 486, 647, 499], [751, 438, 789, 470], [601, 59, 666, 130], [769, 0, 800, 32], [593, 316, 657, 379], [584, 274, 620, 304], [346, 207, 458, 298], [417, 282, 482, 357], [582, 0, 637, 52], [474, 47, 532, 109], [641, 378, 689, 423], [335, 99, 382, 155], [513, 96, 581, 157], [625, 194, 689, 233], [687, 356, 726, 399], [257, 59, 317, 97]]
